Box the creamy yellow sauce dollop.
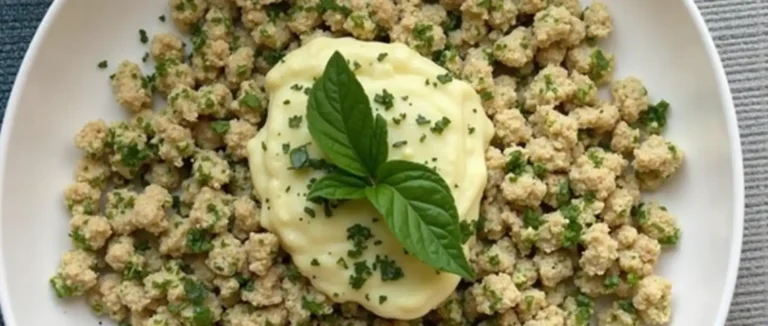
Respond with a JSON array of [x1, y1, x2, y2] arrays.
[[247, 37, 494, 319]]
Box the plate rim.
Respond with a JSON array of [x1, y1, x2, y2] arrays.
[[0, 0, 745, 325], [682, 0, 745, 324]]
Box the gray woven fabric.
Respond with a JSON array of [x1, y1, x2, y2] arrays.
[[0, 0, 766, 325]]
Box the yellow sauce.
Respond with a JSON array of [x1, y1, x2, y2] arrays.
[[247, 37, 494, 319]]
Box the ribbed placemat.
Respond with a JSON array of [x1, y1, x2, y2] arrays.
[[0, 0, 766, 325]]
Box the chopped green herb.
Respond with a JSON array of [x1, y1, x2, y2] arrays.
[[587, 149, 603, 168], [658, 228, 681, 245], [289, 146, 310, 169], [282, 143, 291, 154], [419, 134, 427, 142], [209, 120, 230, 135], [468, 125, 476, 134], [302, 296, 327, 315], [304, 207, 316, 218], [604, 275, 620, 289], [349, 261, 372, 290], [436, 73, 453, 84], [374, 255, 404, 281], [480, 90, 494, 101], [347, 224, 373, 258], [139, 29, 149, 44], [310, 258, 320, 266], [523, 208, 543, 230], [159, 15, 166, 22], [505, 150, 526, 176], [639, 99, 669, 134], [532, 163, 548, 178], [183, 278, 208, 305], [283, 99, 291, 105], [289, 115, 303, 128], [239, 93, 263, 110], [617, 300, 635, 314], [459, 220, 475, 244], [412, 23, 435, 51], [416, 115, 431, 125], [430, 117, 451, 135], [377, 52, 388, 62], [588, 49, 611, 81], [374, 89, 395, 110], [392, 140, 408, 148], [631, 203, 648, 225], [626, 273, 640, 286], [379, 295, 388, 304], [583, 191, 596, 205], [122, 262, 146, 281], [97, 60, 108, 69]]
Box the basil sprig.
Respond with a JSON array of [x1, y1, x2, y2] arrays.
[[305, 51, 474, 279]]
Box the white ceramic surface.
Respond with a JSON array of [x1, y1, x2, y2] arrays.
[[0, 0, 743, 325]]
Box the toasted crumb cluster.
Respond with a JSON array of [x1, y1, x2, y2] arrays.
[[54, 0, 682, 325]]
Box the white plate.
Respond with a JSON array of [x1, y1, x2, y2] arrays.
[[0, 0, 743, 325]]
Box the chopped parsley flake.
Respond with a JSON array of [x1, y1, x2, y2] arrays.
[[302, 296, 326, 315], [588, 49, 611, 81], [289, 145, 310, 169], [209, 120, 230, 135], [392, 140, 408, 148], [436, 73, 453, 84], [288, 115, 303, 128], [532, 163, 548, 179], [97, 60, 108, 69], [412, 23, 435, 51], [480, 90, 494, 101], [626, 273, 640, 285], [631, 203, 648, 225], [374, 255, 404, 281], [304, 207, 316, 218], [603, 274, 620, 289], [430, 117, 451, 134], [419, 134, 427, 142], [379, 295, 388, 304], [373, 89, 395, 110], [587, 149, 603, 167], [658, 228, 681, 245], [349, 261, 372, 290], [138, 29, 149, 44], [617, 300, 635, 314], [377, 52, 388, 62], [347, 224, 373, 259], [159, 15, 166, 22], [310, 258, 320, 266], [240, 93, 263, 110], [416, 115, 431, 125], [639, 99, 669, 134], [392, 113, 406, 125], [522, 208, 543, 230], [505, 150, 526, 176], [459, 220, 475, 244]]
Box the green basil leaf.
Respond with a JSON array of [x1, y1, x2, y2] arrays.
[[365, 160, 473, 279], [307, 51, 388, 178], [308, 171, 368, 200]]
